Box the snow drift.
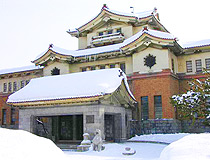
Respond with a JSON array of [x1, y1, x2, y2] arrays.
[[160, 133, 210, 160], [0, 128, 66, 160]]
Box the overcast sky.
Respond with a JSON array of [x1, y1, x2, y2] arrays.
[[0, 0, 209, 70]]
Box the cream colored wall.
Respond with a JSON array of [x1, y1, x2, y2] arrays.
[[69, 56, 133, 75], [133, 47, 169, 73], [177, 51, 210, 74], [121, 26, 133, 39], [78, 37, 87, 49], [133, 26, 144, 35], [168, 50, 178, 73], [83, 23, 134, 48], [43, 62, 70, 76]]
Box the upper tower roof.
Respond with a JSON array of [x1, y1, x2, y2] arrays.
[[67, 5, 168, 38]]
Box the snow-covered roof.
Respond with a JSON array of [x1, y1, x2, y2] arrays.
[[7, 68, 135, 104], [182, 39, 210, 49], [104, 7, 155, 19], [34, 28, 175, 62], [69, 6, 157, 33], [0, 65, 42, 75]]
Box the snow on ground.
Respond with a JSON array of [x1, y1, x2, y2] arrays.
[[0, 128, 66, 160], [64, 142, 167, 160], [1, 128, 210, 160], [160, 133, 210, 160], [128, 133, 189, 144]]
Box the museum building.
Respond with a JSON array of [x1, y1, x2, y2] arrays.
[[0, 5, 210, 142]]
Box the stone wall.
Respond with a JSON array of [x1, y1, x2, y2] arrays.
[[129, 119, 210, 136]]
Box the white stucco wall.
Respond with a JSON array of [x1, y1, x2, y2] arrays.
[[133, 47, 169, 73], [43, 62, 70, 76]]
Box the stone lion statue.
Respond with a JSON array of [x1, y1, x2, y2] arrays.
[[92, 129, 103, 151]]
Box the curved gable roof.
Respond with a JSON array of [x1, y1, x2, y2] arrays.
[[7, 68, 135, 105], [33, 28, 176, 65], [69, 6, 157, 34]]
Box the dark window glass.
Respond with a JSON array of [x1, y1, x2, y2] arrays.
[[26, 80, 30, 85], [205, 58, 210, 70], [2, 109, 6, 125], [100, 65, 105, 69], [82, 67, 86, 72], [195, 59, 202, 72], [120, 63, 126, 73], [13, 82, 17, 92], [154, 95, 162, 119], [141, 96, 149, 120], [117, 28, 121, 33], [8, 82, 12, 92], [171, 59, 175, 73], [3, 83, 7, 92], [186, 61, 192, 73], [11, 108, 16, 125], [108, 30, 113, 34], [90, 66, 96, 70], [99, 32, 103, 36], [110, 64, 115, 68], [20, 80, 25, 88]]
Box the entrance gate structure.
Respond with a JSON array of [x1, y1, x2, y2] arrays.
[[7, 69, 136, 142]]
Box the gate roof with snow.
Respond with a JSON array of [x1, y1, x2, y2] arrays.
[[7, 68, 136, 107]]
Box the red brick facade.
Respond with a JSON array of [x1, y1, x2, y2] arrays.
[[129, 69, 180, 119], [0, 93, 19, 127]]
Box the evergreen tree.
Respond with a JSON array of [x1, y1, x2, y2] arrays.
[[171, 70, 210, 125]]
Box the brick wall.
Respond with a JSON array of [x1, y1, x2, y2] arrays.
[[130, 70, 179, 119]]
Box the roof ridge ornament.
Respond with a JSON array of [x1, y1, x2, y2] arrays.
[[49, 44, 54, 49], [102, 4, 108, 9], [143, 26, 148, 31]]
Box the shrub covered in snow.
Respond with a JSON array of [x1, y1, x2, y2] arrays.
[[160, 133, 210, 160], [171, 70, 210, 124], [0, 128, 66, 160]]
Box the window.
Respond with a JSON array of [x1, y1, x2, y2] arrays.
[[116, 28, 121, 33], [100, 65, 105, 69], [3, 83, 7, 92], [2, 109, 6, 125], [13, 82, 17, 92], [99, 32, 103, 36], [110, 64, 115, 68], [8, 82, 12, 92], [108, 30, 113, 34], [171, 59, 175, 73], [20, 80, 25, 88], [195, 59, 202, 72], [205, 58, 210, 70], [141, 96, 149, 120], [120, 63, 126, 73], [90, 66, 96, 70], [11, 108, 16, 125], [51, 67, 60, 75], [186, 61, 192, 73], [154, 95, 162, 119], [82, 67, 86, 72]]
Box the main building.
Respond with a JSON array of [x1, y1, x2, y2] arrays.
[[0, 5, 210, 142]]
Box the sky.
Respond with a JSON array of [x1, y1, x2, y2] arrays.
[[0, 0, 209, 70]]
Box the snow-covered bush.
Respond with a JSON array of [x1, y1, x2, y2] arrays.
[[160, 133, 210, 160], [171, 70, 210, 125]]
